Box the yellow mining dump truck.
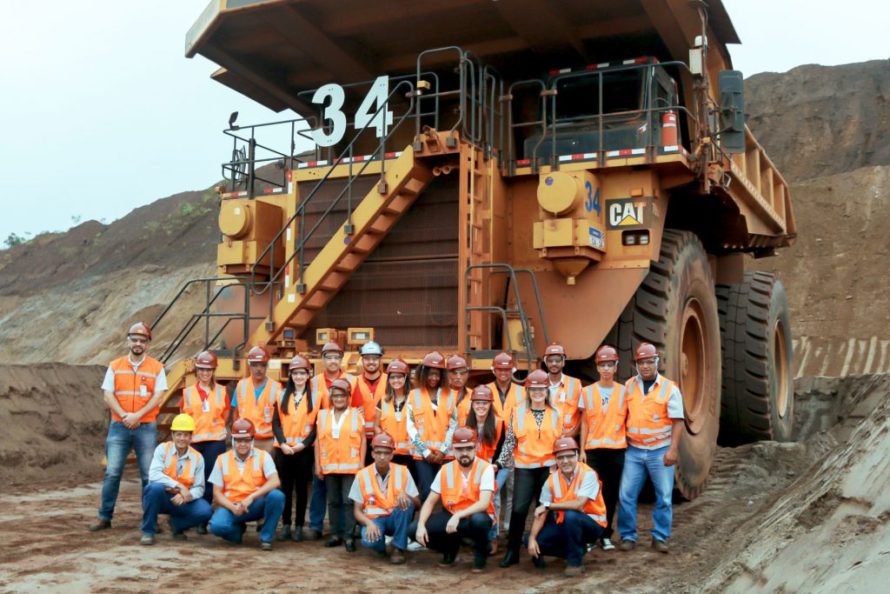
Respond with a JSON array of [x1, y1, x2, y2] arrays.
[[154, 0, 796, 498]]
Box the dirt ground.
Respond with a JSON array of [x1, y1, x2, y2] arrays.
[[2, 370, 885, 593]]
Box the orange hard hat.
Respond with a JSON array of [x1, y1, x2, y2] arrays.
[[452, 426, 477, 446], [594, 345, 619, 363], [288, 355, 311, 372], [634, 342, 658, 361], [553, 436, 580, 454], [321, 341, 343, 355], [127, 322, 152, 340], [232, 418, 255, 439], [471, 385, 494, 402], [526, 369, 549, 389], [421, 351, 446, 369], [492, 352, 514, 369], [330, 378, 352, 395], [386, 359, 410, 375], [446, 354, 469, 371], [371, 432, 395, 450], [247, 346, 270, 364], [543, 342, 566, 358], [195, 350, 218, 369]]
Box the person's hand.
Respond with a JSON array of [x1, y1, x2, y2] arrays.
[[232, 502, 246, 516], [528, 537, 541, 558], [534, 504, 548, 518], [664, 447, 678, 467], [178, 484, 190, 497], [315, 467, 325, 480], [292, 442, 305, 453], [281, 443, 295, 455], [365, 522, 381, 542], [396, 493, 412, 510], [171, 493, 185, 506], [241, 495, 255, 511], [415, 523, 428, 546], [121, 413, 141, 428], [445, 514, 460, 534]]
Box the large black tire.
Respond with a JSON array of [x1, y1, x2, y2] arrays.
[[605, 229, 721, 500], [716, 271, 794, 445]]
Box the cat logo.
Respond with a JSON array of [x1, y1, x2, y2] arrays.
[[606, 198, 650, 230]]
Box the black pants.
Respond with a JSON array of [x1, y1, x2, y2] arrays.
[[393, 454, 416, 485], [409, 511, 492, 560], [506, 467, 552, 555], [586, 448, 625, 539], [415, 459, 442, 503], [192, 440, 227, 505], [325, 473, 357, 539], [274, 446, 314, 527]]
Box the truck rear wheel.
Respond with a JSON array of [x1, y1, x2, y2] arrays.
[[607, 229, 721, 500], [716, 271, 794, 445]]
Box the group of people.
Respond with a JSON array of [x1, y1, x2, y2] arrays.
[[90, 322, 685, 576]]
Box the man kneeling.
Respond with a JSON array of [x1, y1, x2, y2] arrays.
[[411, 426, 495, 573], [141, 414, 212, 544], [351, 432, 421, 564], [208, 418, 285, 550], [527, 437, 607, 576]]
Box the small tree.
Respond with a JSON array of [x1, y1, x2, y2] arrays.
[[3, 233, 26, 248]]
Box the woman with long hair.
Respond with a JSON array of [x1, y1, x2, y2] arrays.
[[465, 384, 506, 553], [374, 359, 413, 469]]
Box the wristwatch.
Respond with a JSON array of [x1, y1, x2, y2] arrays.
[[543, 501, 551, 510]]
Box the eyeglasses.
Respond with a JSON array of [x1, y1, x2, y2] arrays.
[[637, 358, 657, 366], [597, 362, 617, 370], [290, 369, 309, 375], [544, 357, 563, 365], [556, 453, 577, 462]]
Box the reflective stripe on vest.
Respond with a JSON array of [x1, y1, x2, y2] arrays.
[[236, 378, 280, 439], [318, 408, 363, 473], [312, 373, 357, 410], [548, 462, 607, 526], [440, 458, 495, 519], [183, 384, 228, 442], [162, 442, 196, 489], [379, 398, 411, 454], [276, 391, 316, 448], [110, 356, 164, 422], [356, 374, 388, 435], [358, 463, 407, 518], [625, 377, 674, 448], [411, 388, 452, 454], [220, 449, 266, 503], [582, 383, 627, 450], [513, 406, 560, 469]]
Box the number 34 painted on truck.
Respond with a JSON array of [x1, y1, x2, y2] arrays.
[[310, 76, 393, 147]]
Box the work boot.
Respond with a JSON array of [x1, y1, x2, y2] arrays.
[[292, 526, 304, 542], [499, 549, 520, 568], [601, 537, 615, 551], [140, 534, 155, 546], [532, 555, 547, 569], [619, 539, 636, 552], [563, 565, 584, 577], [651, 539, 669, 553], [325, 536, 344, 548], [345, 539, 357, 553], [196, 524, 208, 535], [260, 541, 273, 551], [471, 556, 487, 574], [303, 527, 321, 541], [88, 519, 112, 532], [390, 548, 406, 565], [279, 524, 292, 541], [168, 518, 186, 541], [438, 552, 457, 567]]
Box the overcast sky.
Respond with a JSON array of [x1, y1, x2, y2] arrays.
[[0, 0, 887, 242]]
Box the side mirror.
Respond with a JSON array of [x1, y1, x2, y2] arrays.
[[718, 70, 745, 154]]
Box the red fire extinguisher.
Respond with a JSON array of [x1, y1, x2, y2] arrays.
[[661, 110, 678, 147]]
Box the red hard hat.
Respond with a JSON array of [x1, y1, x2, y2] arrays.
[[386, 359, 409, 375], [127, 321, 152, 340], [634, 342, 659, 361], [543, 342, 566, 358], [492, 352, 514, 369], [195, 350, 218, 369], [446, 354, 469, 371], [471, 385, 494, 402], [288, 355, 311, 372], [371, 432, 395, 450], [553, 436, 580, 454], [232, 418, 255, 439], [321, 341, 343, 355], [594, 345, 619, 363], [421, 351, 446, 369], [526, 369, 549, 389], [247, 345, 270, 364], [452, 426, 477, 445], [330, 378, 352, 395]]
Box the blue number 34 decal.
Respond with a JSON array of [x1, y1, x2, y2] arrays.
[[584, 181, 601, 215]]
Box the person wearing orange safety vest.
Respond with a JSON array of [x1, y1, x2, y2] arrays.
[[542, 342, 583, 436], [617, 343, 685, 554], [463, 384, 506, 553], [352, 341, 388, 451], [271, 355, 317, 542], [406, 351, 459, 501], [527, 437, 607, 577], [499, 369, 561, 567], [578, 344, 627, 551], [486, 351, 524, 539], [232, 346, 282, 452], [411, 426, 496, 573], [308, 341, 357, 537], [373, 359, 413, 468], [351, 432, 421, 564], [91, 321, 168, 532], [208, 418, 284, 550], [179, 351, 229, 529], [140, 413, 212, 545], [448, 354, 472, 420], [315, 378, 366, 552]]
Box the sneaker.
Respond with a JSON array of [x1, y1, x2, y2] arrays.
[[532, 555, 547, 569], [278, 525, 292, 541], [390, 548, 406, 565], [601, 537, 615, 551], [168, 518, 186, 541], [325, 536, 344, 548], [303, 527, 321, 541], [563, 565, 584, 577], [196, 524, 208, 535], [345, 539, 357, 553], [618, 539, 636, 552], [140, 534, 155, 546], [293, 526, 304, 542], [471, 556, 487, 573], [88, 519, 111, 532], [260, 541, 273, 551], [651, 539, 669, 554], [407, 541, 427, 552]]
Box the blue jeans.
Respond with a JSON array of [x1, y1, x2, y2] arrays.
[[535, 511, 604, 566], [309, 474, 327, 532], [414, 459, 441, 502], [489, 467, 511, 541], [98, 421, 157, 520], [360, 503, 415, 552], [141, 483, 212, 536], [617, 445, 674, 542], [209, 490, 285, 544]]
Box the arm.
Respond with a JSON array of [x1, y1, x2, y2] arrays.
[[188, 455, 206, 501], [135, 388, 166, 422], [302, 426, 317, 448], [103, 390, 128, 419], [580, 416, 588, 450], [406, 401, 430, 460], [664, 420, 683, 466], [147, 446, 180, 490], [272, 404, 287, 445], [440, 407, 459, 457], [358, 424, 367, 463], [527, 507, 549, 557], [414, 491, 440, 546], [314, 438, 324, 479], [353, 500, 378, 534], [450, 489, 493, 522], [496, 417, 516, 467], [247, 472, 281, 501], [213, 483, 243, 514], [372, 406, 383, 435], [490, 426, 506, 468]]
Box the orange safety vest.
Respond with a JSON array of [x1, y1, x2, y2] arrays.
[[377, 396, 411, 455], [161, 441, 198, 489], [512, 405, 561, 469], [550, 374, 582, 432], [355, 463, 410, 518], [316, 407, 364, 474], [235, 377, 282, 440], [625, 375, 678, 449], [355, 373, 388, 437], [439, 458, 496, 519], [218, 448, 271, 504], [410, 387, 457, 460], [546, 462, 607, 527], [581, 382, 628, 450], [311, 372, 357, 410], [275, 391, 317, 448], [109, 356, 165, 422], [472, 415, 504, 463], [487, 380, 525, 421], [181, 383, 228, 443]]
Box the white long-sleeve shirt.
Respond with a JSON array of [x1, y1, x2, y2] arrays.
[[406, 388, 458, 459]]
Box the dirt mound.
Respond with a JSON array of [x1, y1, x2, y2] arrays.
[[746, 60, 890, 182], [0, 364, 106, 486]]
